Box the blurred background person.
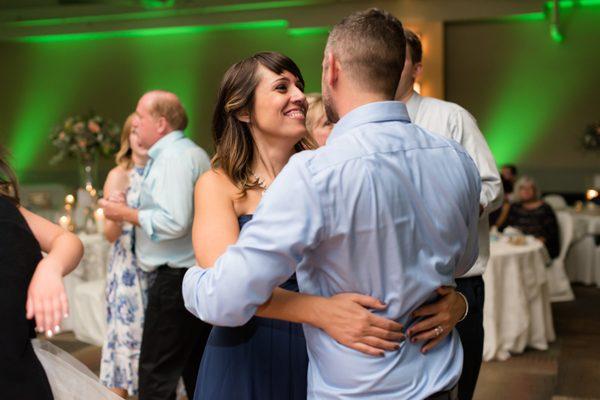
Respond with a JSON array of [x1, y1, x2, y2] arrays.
[[305, 93, 334, 146], [99, 114, 154, 398], [500, 164, 518, 201], [497, 176, 560, 259]]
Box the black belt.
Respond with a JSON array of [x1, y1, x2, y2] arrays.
[[425, 385, 458, 400]]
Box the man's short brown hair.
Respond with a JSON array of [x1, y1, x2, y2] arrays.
[[404, 29, 423, 64], [147, 90, 188, 131], [326, 8, 405, 98]]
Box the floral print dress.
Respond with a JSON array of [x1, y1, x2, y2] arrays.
[[100, 167, 155, 396]]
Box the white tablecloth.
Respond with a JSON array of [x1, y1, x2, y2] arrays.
[[483, 237, 556, 361], [62, 233, 109, 346], [563, 209, 600, 287]]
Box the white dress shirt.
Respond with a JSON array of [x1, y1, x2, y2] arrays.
[[406, 91, 503, 277], [183, 102, 481, 398]]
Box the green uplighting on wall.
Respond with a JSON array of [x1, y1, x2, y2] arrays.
[[141, 0, 176, 9], [6, 18, 295, 177], [287, 26, 330, 37], [15, 20, 289, 43], [6, 0, 321, 28], [550, 24, 564, 42]]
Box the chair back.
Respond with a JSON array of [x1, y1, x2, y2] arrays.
[[544, 194, 567, 211]]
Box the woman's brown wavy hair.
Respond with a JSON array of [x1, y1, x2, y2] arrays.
[[0, 145, 20, 205], [211, 51, 317, 195]]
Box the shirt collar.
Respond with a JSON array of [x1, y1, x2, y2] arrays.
[[148, 130, 184, 160], [404, 90, 423, 122], [327, 101, 411, 144]]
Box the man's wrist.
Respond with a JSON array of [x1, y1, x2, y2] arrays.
[[456, 291, 469, 322]]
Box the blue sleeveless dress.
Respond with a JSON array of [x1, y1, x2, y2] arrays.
[[194, 215, 308, 400]]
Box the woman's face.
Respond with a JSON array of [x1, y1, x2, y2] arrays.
[[130, 128, 148, 161], [312, 114, 334, 147], [519, 182, 536, 202], [249, 65, 308, 143]]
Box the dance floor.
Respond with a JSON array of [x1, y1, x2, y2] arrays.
[[48, 284, 600, 400]]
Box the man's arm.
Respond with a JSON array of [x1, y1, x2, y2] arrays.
[[451, 108, 503, 214], [138, 148, 210, 242], [183, 156, 325, 326]]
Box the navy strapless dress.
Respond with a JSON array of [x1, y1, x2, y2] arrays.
[[194, 215, 308, 400]]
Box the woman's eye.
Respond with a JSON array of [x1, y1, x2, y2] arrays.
[[276, 85, 287, 91]]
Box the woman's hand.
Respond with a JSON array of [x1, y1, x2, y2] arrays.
[[26, 257, 69, 338], [406, 287, 467, 353], [315, 293, 405, 357]]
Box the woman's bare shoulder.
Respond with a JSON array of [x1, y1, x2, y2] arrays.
[[195, 168, 238, 198], [104, 165, 129, 191]]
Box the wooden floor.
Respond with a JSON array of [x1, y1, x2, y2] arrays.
[[475, 284, 600, 400], [50, 284, 600, 400]]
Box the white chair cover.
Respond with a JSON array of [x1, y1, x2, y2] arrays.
[[547, 212, 575, 302], [543, 194, 568, 211], [71, 279, 107, 346]]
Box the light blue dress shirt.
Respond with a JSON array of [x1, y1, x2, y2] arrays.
[[136, 130, 210, 272], [183, 102, 481, 399]]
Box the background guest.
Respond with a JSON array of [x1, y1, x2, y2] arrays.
[[497, 176, 560, 259], [395, 28, 503, 400], [305, 93, 334, 146], [500, 164, 519, 201], [99, 91, 212, 400], [99, 114, 154, 398]]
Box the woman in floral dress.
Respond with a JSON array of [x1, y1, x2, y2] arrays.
[[99, 114, 154, 398]]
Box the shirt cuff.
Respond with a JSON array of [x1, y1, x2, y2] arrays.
[[182, 266, 209, 318], [138, 209, 156, 241]]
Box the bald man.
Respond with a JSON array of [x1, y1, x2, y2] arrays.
[[100, 90, 211, 400]]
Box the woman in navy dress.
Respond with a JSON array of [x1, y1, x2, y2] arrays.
[[190, 52, 406, 399]]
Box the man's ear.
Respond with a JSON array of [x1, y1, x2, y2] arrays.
[[156, 116, 169, 135], [324, 51, 339, 88], [236, 109, 250, 123], [413, 62, 423, 81]]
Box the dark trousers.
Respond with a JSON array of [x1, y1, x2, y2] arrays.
[[139, 266, 212, 400], [455, 276, 485, 400]]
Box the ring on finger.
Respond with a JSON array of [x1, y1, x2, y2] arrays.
[[434, 325, 443, 337]]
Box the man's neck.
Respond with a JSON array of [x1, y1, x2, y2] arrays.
[[336, 91, 390, 120]]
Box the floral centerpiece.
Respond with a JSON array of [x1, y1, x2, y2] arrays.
[[50, 112, 121, 164], [50, 112, 120, 232]]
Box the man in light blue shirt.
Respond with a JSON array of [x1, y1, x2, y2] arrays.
[[101, 90, 211, 400], [183, 10, 480, 399]]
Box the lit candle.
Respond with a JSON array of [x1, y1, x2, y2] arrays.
[[65, 194, 75, 205], [59, 215, 70, 230], [586, 189, 599, 201], [94, 207, 105, 234]]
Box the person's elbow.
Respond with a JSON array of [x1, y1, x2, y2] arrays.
[[182, 269, 254, 327], [151, 217, 190, 241]]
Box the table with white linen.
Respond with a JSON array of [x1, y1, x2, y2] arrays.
[[563, 209, 600, 288], [62, 233, 110, 346], [483, 237, 556, 361]]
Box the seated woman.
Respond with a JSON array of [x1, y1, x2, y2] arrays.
[[497, 176, 560, 259]]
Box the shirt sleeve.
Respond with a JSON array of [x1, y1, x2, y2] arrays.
[[138, 147, 210, 242], [454, 150, 482, 277], [182, 156, 326, 327], [450, 108, 503, 214]]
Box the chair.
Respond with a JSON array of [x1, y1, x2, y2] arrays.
[[547, 211, 575, 302], [544, 194, 568, 211]]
